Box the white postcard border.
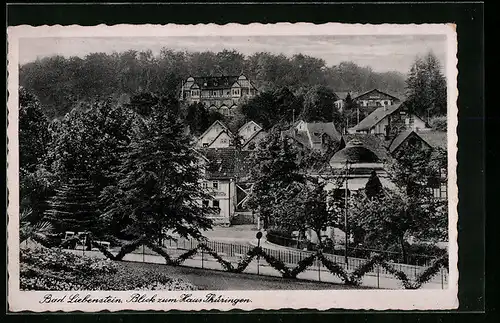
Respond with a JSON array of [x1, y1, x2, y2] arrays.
[[7, 22, 459, 312]]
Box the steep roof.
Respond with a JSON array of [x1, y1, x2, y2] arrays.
[[388, 130, 447, 154], [198, 148, 253, 179], [206, 129, 233, 147], [242, 129, 267, 148], [305, 122, 342, 143], [185, 75, 257, 91], [342, 133, 391, 161], [418, 130, 447, 150], [352, 88, 401, 101], [196, 120, 233, 143], [238, 120, 263, 134], [388, 130, 420, 153], [349, 103, 402, 132]]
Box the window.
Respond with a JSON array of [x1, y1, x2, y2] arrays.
[[202, 143, 209, 147], [212, 200, 220, 209], [440, 183, 448, 199], [202, 200, 209, 207], [202, 182, 208, 189], [212, 181, 219, 189], [221, 138, 228, 144], [254, 126, 258, 131], [405, 118, 410, 125]]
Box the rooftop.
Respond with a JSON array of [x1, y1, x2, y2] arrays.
[[330, 139, 381, 165], [349, 103, 402, 132], [198, 148, 253, 180]]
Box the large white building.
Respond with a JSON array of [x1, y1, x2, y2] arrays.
[[180, 75, 258, 117]]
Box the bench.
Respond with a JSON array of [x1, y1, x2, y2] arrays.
[[91, 240, 110, 250]]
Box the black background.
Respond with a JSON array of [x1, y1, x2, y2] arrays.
[[5, 1, 488, 321]]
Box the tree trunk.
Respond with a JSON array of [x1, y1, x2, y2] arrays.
[[399, 235, 407, 264], [315, 229, 323, 250]]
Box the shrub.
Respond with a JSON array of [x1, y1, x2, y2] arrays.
[[20, 245, 197, 291]]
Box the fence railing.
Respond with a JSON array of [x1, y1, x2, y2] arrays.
[[160, 238, 447, 284]]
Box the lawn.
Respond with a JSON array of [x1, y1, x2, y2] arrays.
[[116, 261, 361, 290], [21, 244, 360, 291]]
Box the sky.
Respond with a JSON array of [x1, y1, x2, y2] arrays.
[[19, 34, 447, 74]]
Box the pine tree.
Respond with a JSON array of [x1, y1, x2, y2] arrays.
[[101, 98, 213, 244], [44, 176, 101, 234]]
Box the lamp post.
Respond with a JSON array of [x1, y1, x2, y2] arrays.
[[344, 160, 351, 268]]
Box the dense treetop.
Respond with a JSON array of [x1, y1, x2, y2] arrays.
[[20, 49, 407, 119]]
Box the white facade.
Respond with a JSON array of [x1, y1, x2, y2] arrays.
[[209, 132, 232, 148], [238, 121, 263, 142], [204, 179, 236, 226], [196, 121, 232, 148]]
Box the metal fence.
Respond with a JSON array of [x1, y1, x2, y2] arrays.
[[160, 238, 448, 286]]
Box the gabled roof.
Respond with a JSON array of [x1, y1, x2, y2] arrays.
[[352, 88, 401, 101], [282, 121, 342, 150], [342, 133, 391, 161], [238, 120, 263, 134], [305, 122, 342, 143], [388, 130, 423, 154], [349, 103, 403, 132], [206, 129, 233, 148], [196, 120, 232, 144], [417, 130, 447, 150], [388, 130, 447, 154], [242, 129, 267, 148]]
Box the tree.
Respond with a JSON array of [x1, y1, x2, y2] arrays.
[[405, 52, 447, 118], [274, 180, 339, 249], [301, 85, 343, 126], [19, 87, 54, 222], [46, 98, 134, 192], [19, 87, 51, 173], [101, 97, 213, 244], [365, 170, 383, 199], [350, 147, 448, 262], [184, 102, 211, 136], [44, 176, 102, 235], [241, 87, 302, 129], [246, 131, 305, 229]]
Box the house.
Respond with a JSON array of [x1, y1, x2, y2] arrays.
[[282, 120, 343, 152], [198, 148, 256, 226], [237, 121, 267, 151], [180, 75, 258, 116], [348, 102, 427, 137], [195, 120, 233, 148], [238, 121, 262, 143], [352, 89, 401, 109], [388, 129, 448, 199]]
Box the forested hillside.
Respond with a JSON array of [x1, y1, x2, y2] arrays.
[[19, 49, 406, 119]]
